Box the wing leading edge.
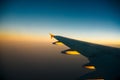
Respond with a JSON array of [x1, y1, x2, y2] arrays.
[[50, 34, 120, 80]]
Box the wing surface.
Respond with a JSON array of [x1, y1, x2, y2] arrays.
[[51, 34, 120, 80]]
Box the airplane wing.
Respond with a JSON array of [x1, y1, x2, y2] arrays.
[[50, 34, 120, 80]]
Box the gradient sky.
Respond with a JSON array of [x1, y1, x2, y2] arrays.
[[1, 1, 120, 80], [1, 0, 120, 45]]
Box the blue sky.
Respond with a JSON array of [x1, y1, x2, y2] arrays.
[[1, 0, 120, 43]]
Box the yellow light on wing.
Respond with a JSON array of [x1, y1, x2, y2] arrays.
[[86, 78, 104, 80], [53, 41, 63, 45], [84, 65, 96, 70], [66, 51, 80, 55]]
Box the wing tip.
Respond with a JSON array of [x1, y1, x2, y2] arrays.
[[49, 33, 54, 39]]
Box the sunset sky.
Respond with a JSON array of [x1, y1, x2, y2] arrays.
[[1, 0, 120, 46], [1, 0, 120, 80]]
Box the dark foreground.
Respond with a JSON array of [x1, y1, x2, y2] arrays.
[[1, 41, 89, 80]]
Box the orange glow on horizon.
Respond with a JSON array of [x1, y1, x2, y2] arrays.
[[0, 32, 120, 48], [0, 32, 49, 42], [76, 37, 120, 48]]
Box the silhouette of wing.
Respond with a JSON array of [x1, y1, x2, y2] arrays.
[[50, 34, 120, 80]]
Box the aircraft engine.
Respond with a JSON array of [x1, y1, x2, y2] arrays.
[[61, 49, 80, 55], [52, 41, 63, 45]]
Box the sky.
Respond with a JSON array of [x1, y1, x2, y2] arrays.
[[1, 0, 120, 45]]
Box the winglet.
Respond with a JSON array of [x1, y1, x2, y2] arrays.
[[49, 33, 54, 39]]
